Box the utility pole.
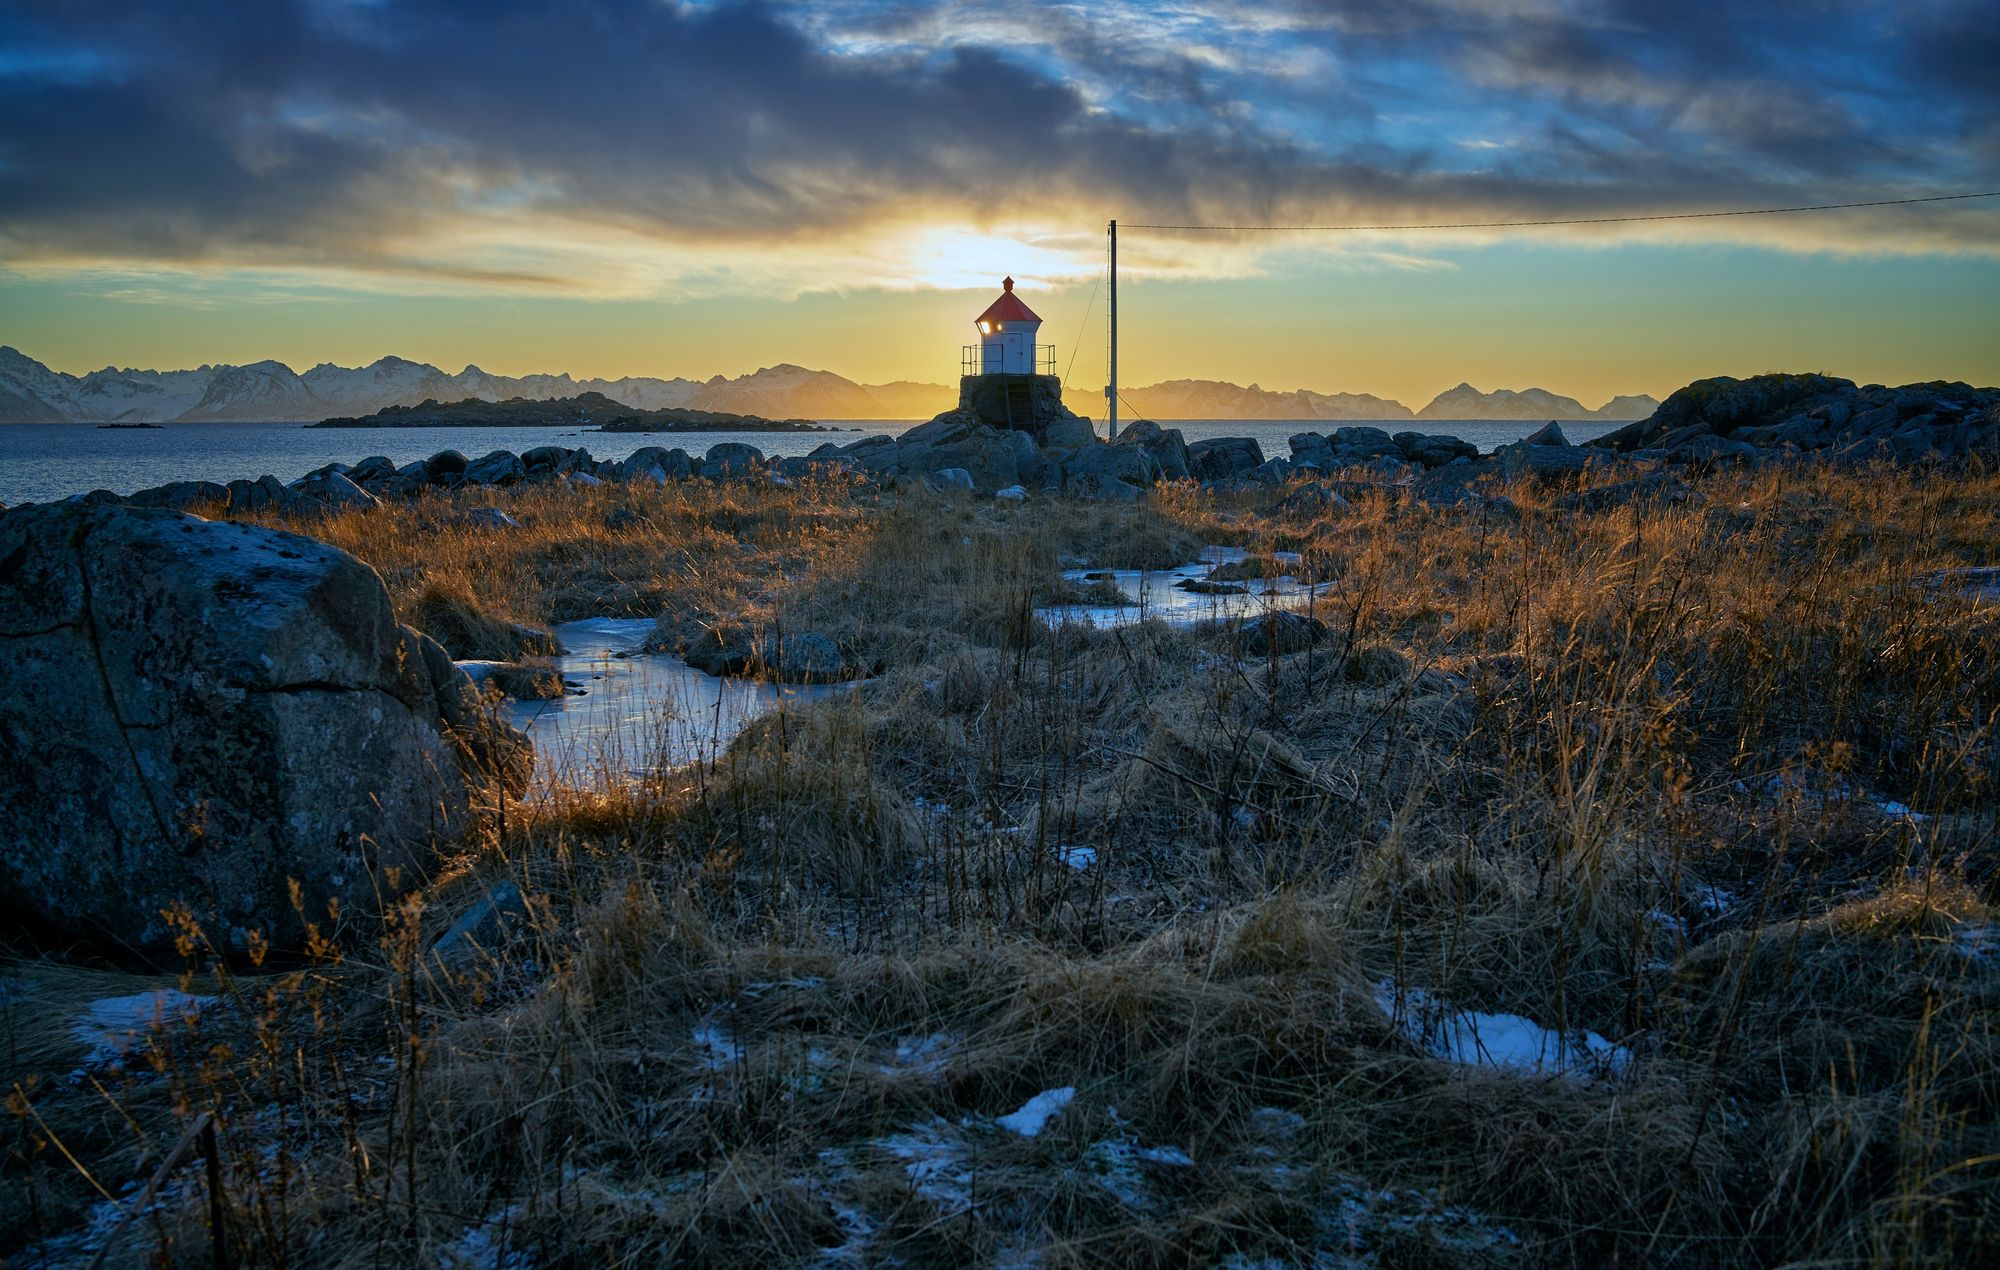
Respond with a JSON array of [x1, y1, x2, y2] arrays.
[[1106, 218, 1118, 440]]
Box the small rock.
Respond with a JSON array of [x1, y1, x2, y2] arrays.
[[1236, 611, 1329, 656]]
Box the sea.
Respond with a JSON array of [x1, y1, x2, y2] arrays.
[[0, 417, 1627, 506]]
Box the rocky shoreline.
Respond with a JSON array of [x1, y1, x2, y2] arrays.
[[12, 372, 1991, 521]]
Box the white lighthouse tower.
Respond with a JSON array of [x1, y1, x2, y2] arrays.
[[972, 277, 1044, 374]]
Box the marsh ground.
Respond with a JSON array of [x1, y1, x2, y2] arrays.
[[5, 462, 1998, 1267]]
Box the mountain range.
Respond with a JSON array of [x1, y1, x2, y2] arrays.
[[0, 346, 1658, 424]]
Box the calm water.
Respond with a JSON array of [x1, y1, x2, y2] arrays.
[[0, 417, 1627, 505]]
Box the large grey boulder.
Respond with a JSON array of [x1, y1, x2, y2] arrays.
[[892, 412, 1031, 491], [1063, 440, 1155, 499], [1288, 433, 1335, 469], [1111, 419, 1191, 481], [617, 446, 693, 483], [464, 449, 526, 485], [1396, 432, 1479, 468], [225, 475, 290, 514], [0, 504, 529, 951], [1187, 437, 1265, 481], [127, 481, 230, 513], [294, 471, 379, 514], [1043, 415, 1098, 449], [700, 442, 765, 478]]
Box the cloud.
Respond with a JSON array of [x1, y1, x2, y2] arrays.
[[0, 0, 1993, 299]]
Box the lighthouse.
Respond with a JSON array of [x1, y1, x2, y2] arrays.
[[972, 277, 1044, 375]]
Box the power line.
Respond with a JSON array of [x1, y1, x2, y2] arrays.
[[1123, 190, 2000, 233], [1059, 263, 1102, 390]]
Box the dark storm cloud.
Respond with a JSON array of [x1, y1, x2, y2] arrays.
[[0, 0, 1992, 277]]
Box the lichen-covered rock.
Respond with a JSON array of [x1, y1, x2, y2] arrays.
[[0, 503, 529, 950]]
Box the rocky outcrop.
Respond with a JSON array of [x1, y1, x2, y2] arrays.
[[1592, 375, 2000, 466], [0, 503, 530, 950]]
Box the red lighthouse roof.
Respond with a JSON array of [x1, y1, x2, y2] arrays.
[[976, 276, 1041, 325]]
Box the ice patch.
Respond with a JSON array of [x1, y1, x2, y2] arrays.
[[1956, 923, 1997, 965], [1377, 983, 1627, 1078], [997, 1086, 1076, 1137], [438, 1205, 531, 1270], [1054, 844, 1098, 870], [877, 1032, 956, 1078], [875, 1119, 975, 1213], [692, 1018, 744, 1072], [72, 989, 214, 1071]]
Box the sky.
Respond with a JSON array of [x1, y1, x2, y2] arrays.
[[2, 0, 1996, 408]]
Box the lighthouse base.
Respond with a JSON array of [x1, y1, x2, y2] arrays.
[[957, 373, 1073, 436]]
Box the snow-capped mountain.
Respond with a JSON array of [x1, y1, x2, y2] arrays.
[[0, 348, 943, 422], [0, 346, 1662, 424]]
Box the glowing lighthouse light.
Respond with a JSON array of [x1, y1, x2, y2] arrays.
[[974, 277, 1043, 374]]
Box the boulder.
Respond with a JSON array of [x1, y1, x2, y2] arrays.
[[1497, 443, 1596, 478], [928, 467, 976, 493], [700, 442, 765, 479], [294, 471, 379, 513], [1394, 432, 1477, 468], [425, 449, 470, 478], [464, 449, 526, 485], [0, 504, 530, 950], [520, 445, 570, 473], [229, 475, 290, 514], [1063, 440, 1155, 499], [348, 455, 397, 484], [1330, 426, 1403, 461], [994, 485, 1028, 503], [678, 626, 857, 683], [1520, 421, 1569, 447], [450, 507, 522, 530], [617, 446, 693, 483], [1187, 437, 1265, 480], [1235, 611, 1330, 657], [1043, 415, 1098, 449], [892, 412, 1030, 491], [1111, 419, 1191, 481], [1288, 433, 1335, 469], [127, 481, 230, 513]]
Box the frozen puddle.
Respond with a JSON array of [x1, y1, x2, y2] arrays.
[[1376, 982, 1628, 1079], [502, 618, 844, 784], [72, 988, 215, 1072], [1036, 547, 1331, 630]]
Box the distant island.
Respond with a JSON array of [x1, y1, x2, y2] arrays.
[[95, 421, 162, 430], [309, 391, 840, 433]]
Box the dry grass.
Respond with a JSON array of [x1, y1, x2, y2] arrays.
[[5, 460, 1998, 1266]]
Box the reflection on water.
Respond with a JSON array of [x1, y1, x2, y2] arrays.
[[501, 617, 845, 787], [1034, 548, 1332, 630]]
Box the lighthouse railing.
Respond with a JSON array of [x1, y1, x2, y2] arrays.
[[961, 345, 1057, 376]]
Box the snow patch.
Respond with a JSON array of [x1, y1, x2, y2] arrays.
[[997, 1086, 1076, 1137], [438, 1205, 532, 1270], [1054, 844, 1098, 870], [874, 1119, 975, 1213], [72, 989, 214, 1071], [692, 1018, 743, 1072], [1376, 982, 1627, 1078]]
